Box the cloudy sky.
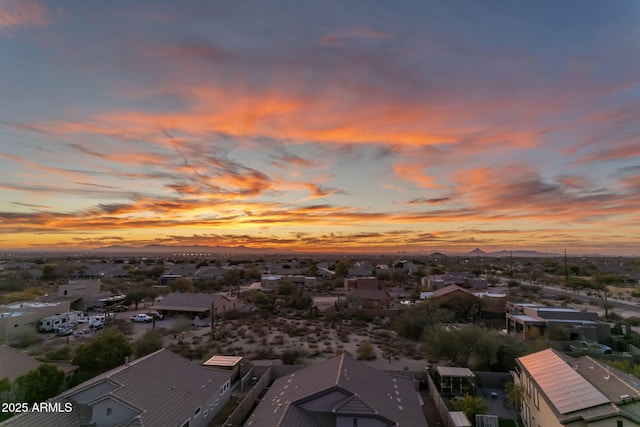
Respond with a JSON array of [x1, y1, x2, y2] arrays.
[[1, 0, 639, 255]]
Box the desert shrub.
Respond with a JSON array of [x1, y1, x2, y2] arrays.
[[281, 348, 306, 365], [43, 345, 74, 362], [253, 347, 275, 360], [170, 318, 191, 333], [356, 341, 376, 360], [354, 310, 373, 322], [134, 330, 164, 358], [626, 317, 640, 327]]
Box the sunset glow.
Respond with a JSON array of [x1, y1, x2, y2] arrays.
[[1, 1, 639, 255]]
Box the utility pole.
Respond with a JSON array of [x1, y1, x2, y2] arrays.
[[564, 249, 569, 284], [510, 250, 513, 277]]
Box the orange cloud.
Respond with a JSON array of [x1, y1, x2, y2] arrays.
[[0, 0, 49, 30], [320, 26, 394, 46]]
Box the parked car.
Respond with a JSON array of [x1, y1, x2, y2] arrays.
[[56, 326, 73, 337], [146, 310, 163, 320], [131, 314, 153, 323], [569, 341, 612, 354], [111, 305, 127, 312]]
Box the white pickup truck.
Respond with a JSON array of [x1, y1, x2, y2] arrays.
[[569, 341, 612, 354], [131, 314, 153, 323]]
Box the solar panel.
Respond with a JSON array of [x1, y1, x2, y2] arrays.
[[519, 349, 609, 414]]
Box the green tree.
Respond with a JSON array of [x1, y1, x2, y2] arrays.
[[450, 394, 488, 423], [394, 300, 454, 340], [391, 269, 409, 285], [291, 292, 313, 310], [333, 260, 351, 278], [505, 381, 525, 413], [221, 269, 241, 287], [126, 288, 154, 309], [170, 278, 195, 293], [41, 264, 58, 280], [277, 282, 297, 295], [0, 377, 13, 422], [14, 364, 65, 404], [148, 264, 166, 278], [72, 333, 132, 376], [134, 330, 164, 358]]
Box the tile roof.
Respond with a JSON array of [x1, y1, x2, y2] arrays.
[[0, 345, 76, 382], [152, 292, 228, 311], [246, 353, 427, 427], [0, 345, 41, 382], [5, 348, 231, 427], [347, 289, 390, 300], [431, 284, 473, 298], [573, 355, 640, 405]]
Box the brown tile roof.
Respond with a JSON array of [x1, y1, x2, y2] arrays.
[[431, 284, 473, 298], [246, 353, 427, 427], [0, 345, 41, 382], [5, 349, 232, 427], [347, 289, 391, 300], [152, 292, 229, 312]]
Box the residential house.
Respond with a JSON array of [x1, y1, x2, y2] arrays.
[[245, 352, 427, 427], [515, 348, 640, 426], [421, 273, 488, 291], [348, 261, 375, 277], [3, 348, 233, 427], [193, 266, 226, 283], [344, 276, 379, 291], [0, 301, 71, 343], [0, 345, 77, 382], [347, 288, 392, 309], [506, 303, 610, 342], [42, 279, 111, 311], [151, 292, 241, 319]]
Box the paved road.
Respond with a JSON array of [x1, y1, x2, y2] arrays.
[[538, 285, 640, 314]]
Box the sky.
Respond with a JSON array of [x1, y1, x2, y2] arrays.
[[1, 0, 639, 255]]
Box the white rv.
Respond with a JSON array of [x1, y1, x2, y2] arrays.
[[38, 311, 87, 332]]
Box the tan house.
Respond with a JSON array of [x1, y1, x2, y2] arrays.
[[344, 276, 379, 291], [515, 348, 640, 426], [0, 301, 71, 343], [346, 288, 392, 309], [4, 348, 233, 427], [151, 292, 241, 319]]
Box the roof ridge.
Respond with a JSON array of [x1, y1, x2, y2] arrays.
[[586, 356, 640, 395], [106, 348, 166, 378], [335, 352, 345, 385]]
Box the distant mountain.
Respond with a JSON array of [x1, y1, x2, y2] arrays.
[[426, 248, 562, 258], [94, 244, 281, 254]]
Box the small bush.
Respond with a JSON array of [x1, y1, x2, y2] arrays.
[[281, 348, 306, 365], [356, 341, 376, 361]]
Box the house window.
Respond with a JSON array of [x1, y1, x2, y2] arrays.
[[617, 422, 623, 427], [64, 290, 68, 295], [194, 407, 200, 417], [353, 418, 358, 427], [106, 408, 112, 417]]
